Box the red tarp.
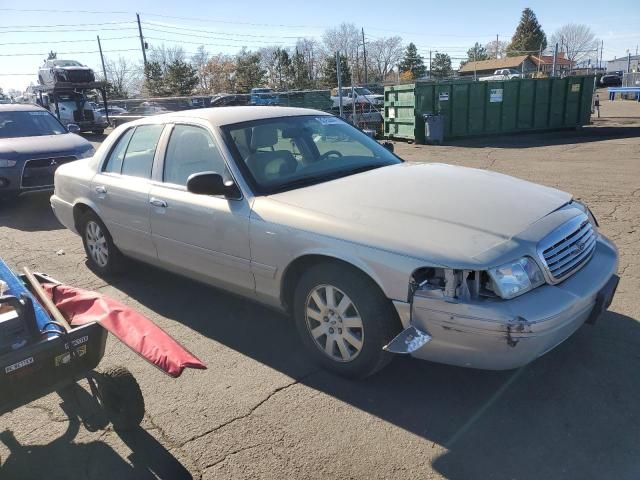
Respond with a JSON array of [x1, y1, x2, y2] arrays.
[[43, 283, 206, 378]]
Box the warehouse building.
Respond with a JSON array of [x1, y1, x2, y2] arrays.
[[607, 55, 640, 73]]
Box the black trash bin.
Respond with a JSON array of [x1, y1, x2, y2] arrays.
[[423, 113, 444, 145]]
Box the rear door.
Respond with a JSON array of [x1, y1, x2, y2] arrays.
[[91, 123, 165, 261], [148, 122, 254, 293]]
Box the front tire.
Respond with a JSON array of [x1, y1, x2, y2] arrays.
[[80, 211, 123, 275], [293, 263, 401, 379]]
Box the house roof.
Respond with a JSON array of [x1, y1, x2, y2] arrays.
[[530, 53, 572, 66], [459, 55, 530, 73]]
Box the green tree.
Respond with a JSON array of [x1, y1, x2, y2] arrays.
[[322, 54, 351, 88], [235, 48, 265, 93], [143, 61, 166, 96], [431, 53, 453, 79], [164, 60, 199, 95], [507, 8, 547, 56], [399, 43, 426, 79], [460, 42, 489, 67], [291, 49, 313, 90], [272, 48, 293, 91]]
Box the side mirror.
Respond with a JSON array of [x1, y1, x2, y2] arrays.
[[67, 124, 80, 134], [186, 172, 240, 199], [382, 141, 394, 153]]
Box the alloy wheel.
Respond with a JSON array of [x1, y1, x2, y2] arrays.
[[85, 220, 109, 267]]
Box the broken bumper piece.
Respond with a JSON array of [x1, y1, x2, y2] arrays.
[[384, 326, 432, 354], [393, 236, 618, 370]]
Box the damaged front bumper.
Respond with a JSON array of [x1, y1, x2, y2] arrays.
[[390, 235, 619, 370]]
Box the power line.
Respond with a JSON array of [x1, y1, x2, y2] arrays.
[[145, 36, 297, 49], [0, 7, 129, 14], [0, 36, 139, 46], [0, 27, 139, 34], [142, 21, 304, 40], [0, 21, 135, 29], [142, 27, 299, 45], [141, 11, 323, 29], [0, 49, 139, 57]]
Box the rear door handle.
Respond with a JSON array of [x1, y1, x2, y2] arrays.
[[149, 197, 167, 208], [94, 185, 107, 194]]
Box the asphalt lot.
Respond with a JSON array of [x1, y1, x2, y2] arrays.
[[1, 95, 639, 480]]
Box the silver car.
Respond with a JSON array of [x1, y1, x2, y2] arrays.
[[38, 59, 95, 87], [50, 107, 619, 378]]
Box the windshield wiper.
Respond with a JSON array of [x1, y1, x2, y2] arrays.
[[273, 165, 384, 193]]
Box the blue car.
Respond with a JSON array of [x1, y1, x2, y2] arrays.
[[0, 104, 95, 201], [250, 88, 279, 106]]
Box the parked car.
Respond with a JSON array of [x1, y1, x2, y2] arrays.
[[331, 87, 384, 108], [479, 69, 523, 81], [211, 94, 251, 107], [600, 74, 622, 87], [128, 103, 171, 115], [96, 106, 129, 116], [51, 106, 619, 378], [0, 104, 94, 201], [38, 59, 96, 87], [250, 88, 279, 106]]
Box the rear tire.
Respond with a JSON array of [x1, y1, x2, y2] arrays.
[[92, 129, 104, 135], [79, 210, 124, 276], [97, 367, 144, 431], [293, 263, 401, 379]]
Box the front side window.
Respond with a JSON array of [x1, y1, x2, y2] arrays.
[[224, 115, 401, 194], [163, 124, 228, 186]]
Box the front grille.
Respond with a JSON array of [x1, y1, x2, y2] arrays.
[[538, 214, 596, 283], [21, 156, 77, 188], [72, 110, 94, 122], [66, 70, 94, 83]]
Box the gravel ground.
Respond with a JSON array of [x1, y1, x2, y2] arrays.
[[1, 95, 639, 480]]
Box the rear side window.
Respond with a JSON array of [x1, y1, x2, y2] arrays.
[[104, 128, 134, 173], [121, 124, 164, 179]]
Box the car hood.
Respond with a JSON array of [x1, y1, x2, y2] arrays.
[[263, 162, 572, 267], [0, 134, 92, 159]]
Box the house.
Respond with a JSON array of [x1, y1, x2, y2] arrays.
[[530, 53, 572, 74], [607, 55, 640, 73], [458, 55, 537, 77]]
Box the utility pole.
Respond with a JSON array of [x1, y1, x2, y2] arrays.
[[355, 46, 360, 84], [336, 52, 343, 119], [496, 34, 499, 58], [429, 50, 432, 79], [361, 28, 368, 85], [628, 52, 632, 73], [136, 13, 147, 66], [600, 40, 604, 70], [473, 45, 477, 81], [552, 42, 558, 77], [538, 43, 542, 73], [97, 36, 108, 84]]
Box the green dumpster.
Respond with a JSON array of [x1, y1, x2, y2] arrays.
[[384, 76, 595, 143]]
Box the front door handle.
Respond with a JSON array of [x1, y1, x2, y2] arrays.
[[149, 197, 167, 208], [94, 185, 107, 194]]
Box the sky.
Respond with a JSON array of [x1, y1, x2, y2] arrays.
[[1, 0, 639, 92]]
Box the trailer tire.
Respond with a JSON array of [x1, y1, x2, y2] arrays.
[[97, 366, 145, 431]]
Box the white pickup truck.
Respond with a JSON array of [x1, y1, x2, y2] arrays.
[[478, 69, 523, 81], [331, 87, 384, 108]]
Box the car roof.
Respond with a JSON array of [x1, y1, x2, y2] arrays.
[[133, 106, 331, 127], [0, 103, 48, 112]]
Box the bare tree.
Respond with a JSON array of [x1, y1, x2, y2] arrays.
[[148, 45, 187, 70], [550, 24, 599, 66], [322, 23, 360, 73], [296, 38, 321, 86], [201, 54, 237, 94], [191, 45, 211, 93], [485, 39, 508, 59], [367, 36, 403, 82], [102, 56, 142, 98]]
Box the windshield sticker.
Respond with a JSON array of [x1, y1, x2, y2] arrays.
[[28, 111, 50, 116], [316, 116, 341, 125]]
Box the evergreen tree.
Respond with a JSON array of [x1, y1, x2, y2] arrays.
[[507, 8, 547, 56], [143, 61, 166, 96], [431, 53, 453, 79], [272, 48, 293, 91], [460, 42, 489, 67], [164, 60, 199, 95], [235, 49, 265, 93], [399, 43, 426, 79], [322, 54, 351, 88], [292, 49, 313, 90]]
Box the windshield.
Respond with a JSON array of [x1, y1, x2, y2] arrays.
[[224, 115, 401, 194], [53, 60, 82, 67], [0, 110, 67, 139]]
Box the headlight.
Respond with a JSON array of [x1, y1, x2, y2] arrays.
[[0, 159, 17, 168], [77, 147, 95, 159], [488, 257, 545, 299], [572, 200, 599, 228]]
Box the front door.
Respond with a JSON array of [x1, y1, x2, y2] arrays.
[[91, 124, 164, 261], [148, 123, 254, 293]]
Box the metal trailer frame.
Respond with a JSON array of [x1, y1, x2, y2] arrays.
[[31, 81, 110, 130]]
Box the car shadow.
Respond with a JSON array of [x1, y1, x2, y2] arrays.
[[0, 382, 191, 480], [106, 262, 640, 480], [0, 192, 64, 232], [443, 124, 640, 149]]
